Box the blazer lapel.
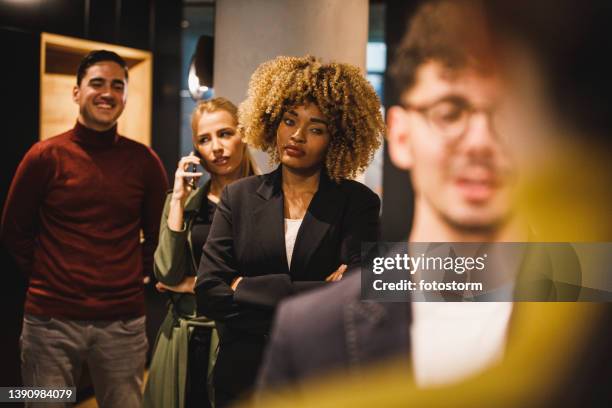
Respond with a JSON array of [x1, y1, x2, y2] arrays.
[[252, 167, 290, 274], [290, 173, 345, 280]]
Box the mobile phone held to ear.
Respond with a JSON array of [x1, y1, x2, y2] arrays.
[[188, 150, 202, 189]]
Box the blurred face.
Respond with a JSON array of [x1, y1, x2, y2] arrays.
[[276, 103, 331, 173], [387, 60, 516, 230], [73, 61, 127, 131], [194, 110, 245, 177]]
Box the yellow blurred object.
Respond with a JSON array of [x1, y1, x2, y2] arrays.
[[518, 143, 612, 242]]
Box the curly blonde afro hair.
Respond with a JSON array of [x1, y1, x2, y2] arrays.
[[239, 56, 384, 182]]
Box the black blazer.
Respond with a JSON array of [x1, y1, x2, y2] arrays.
[[195, 166, 380, 335], [256, 272, 411, 394], [195, 166, 380, 405]]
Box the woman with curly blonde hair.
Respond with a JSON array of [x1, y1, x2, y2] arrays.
[[195, 56, 385, 406]]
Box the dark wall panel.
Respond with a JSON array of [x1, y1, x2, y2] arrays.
[[381, 0, 425, 241], [0, 27, 39, 388], [0, 0, 85, 37], [0, 1, 41, 31], [0, 0, 154, 50], [41, 0, 86, 37], [119, 0, 152, 50], [88, 0, 118, 44], [151, 0, 181, 183]]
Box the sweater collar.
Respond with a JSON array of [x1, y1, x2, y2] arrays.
[[72, 121, 120, 148]]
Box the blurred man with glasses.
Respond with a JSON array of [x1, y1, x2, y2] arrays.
[[256, 0, 534, 396], [387, 56, 518, 242]]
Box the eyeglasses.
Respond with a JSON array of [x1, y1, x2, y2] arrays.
[[403, 96, 506, 142]]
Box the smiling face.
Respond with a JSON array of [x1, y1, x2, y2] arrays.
[[194, 109, 245, 177], [72, 61, 127, 131], [276, 103, 331, 174], [387, 60, 517, 231]]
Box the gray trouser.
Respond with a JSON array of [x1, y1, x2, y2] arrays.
[[20, 314, 148, 408]]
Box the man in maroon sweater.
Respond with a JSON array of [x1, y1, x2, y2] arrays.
[[1, 50, 168, 407]]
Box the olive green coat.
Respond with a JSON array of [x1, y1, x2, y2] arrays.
[[143, 185, 218, 408]]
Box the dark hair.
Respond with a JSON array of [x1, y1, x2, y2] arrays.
[[76, 50, 129, 85], [389, 0, 494, 94]]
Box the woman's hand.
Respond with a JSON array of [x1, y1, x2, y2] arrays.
[[155, 276, 196, 294], [167, 153, 203, 231], [325, 264, 347, 282], [171, 153, 203, 204]]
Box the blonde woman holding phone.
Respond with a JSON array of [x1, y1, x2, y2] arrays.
[[144, 97, 257, 408]]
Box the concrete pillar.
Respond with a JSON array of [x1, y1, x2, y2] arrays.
[[214, 0, 369, 170]]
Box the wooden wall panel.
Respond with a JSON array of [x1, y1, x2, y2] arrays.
[[40, 74, 77, 140], [120, 58, 152, 146]]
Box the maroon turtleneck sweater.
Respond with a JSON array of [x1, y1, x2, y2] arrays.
[[1, 122, 168, 320]]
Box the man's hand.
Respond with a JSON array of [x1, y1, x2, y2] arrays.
[[325, 264, 347, 282], [155, 276, 196, 294]]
